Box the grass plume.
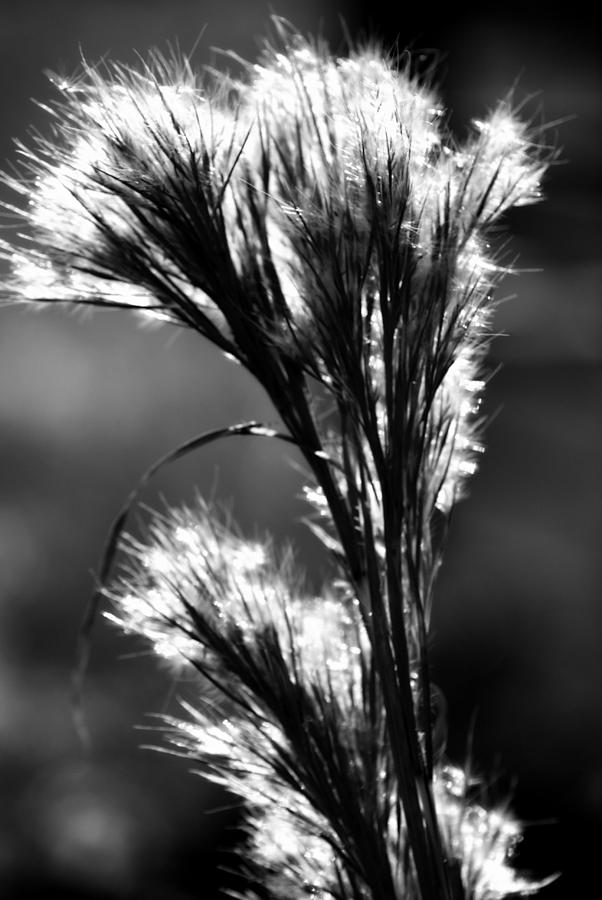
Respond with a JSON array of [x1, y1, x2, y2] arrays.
[[1, 19, 555, 900]]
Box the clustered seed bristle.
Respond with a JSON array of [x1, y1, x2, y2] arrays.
[[107, 498, 554, 899], [2, 22, 553, 900]]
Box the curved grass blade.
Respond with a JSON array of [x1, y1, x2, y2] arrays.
[[71, 420, 301, 747]]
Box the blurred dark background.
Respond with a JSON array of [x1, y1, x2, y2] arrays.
[[0, 2, 599, 898]]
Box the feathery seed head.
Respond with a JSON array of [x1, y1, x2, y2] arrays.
[[108, 500, 367, 697], [3, 37, 545, 513]]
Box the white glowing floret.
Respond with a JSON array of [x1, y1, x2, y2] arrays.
[[434, 766, 554, 899], [108, 502, 367, 699]]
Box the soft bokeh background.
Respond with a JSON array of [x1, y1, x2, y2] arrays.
[[0, 2, 599, 897]]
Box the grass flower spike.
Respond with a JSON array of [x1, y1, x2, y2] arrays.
[[2, 21, 553, 900]]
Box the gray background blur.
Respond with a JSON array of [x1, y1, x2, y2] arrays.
[[0, 2, 599, 898]]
